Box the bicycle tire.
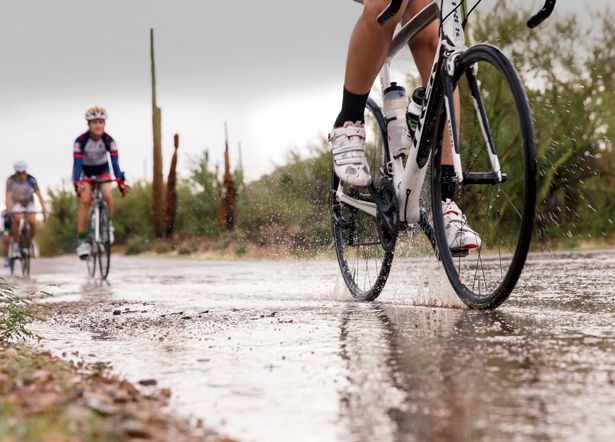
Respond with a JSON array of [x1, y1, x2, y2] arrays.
[[331, 98, 395, 302], [86, 212, 97, 277], [19, 228, 31, 278], [98, 202, 111, 279], [431, 44, 536, 309]]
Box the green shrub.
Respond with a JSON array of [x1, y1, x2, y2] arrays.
[[0, 280, 37, 344]]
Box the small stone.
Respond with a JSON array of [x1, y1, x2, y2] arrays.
[[138, 379, 158, 387], [121, 420, 151, 439], [86, 395, 116, 416], [113, 310, 121, 316]]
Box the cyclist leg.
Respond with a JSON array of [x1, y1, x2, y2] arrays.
[[344, 0, 405, 99], [2, 228, 9, 265], [404, 0, 458, 170], [10, 208, 22, 244], [101, 182, 113, 216], [76, 183, 93, 258], [10, 206, 23, 256], [405, 1, 481, 250], [26, 203, 37, 239], [331, 0, 407, 187], [77, 183, 92, 234]]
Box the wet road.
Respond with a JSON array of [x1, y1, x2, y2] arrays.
[[8, 250, 615, 441]]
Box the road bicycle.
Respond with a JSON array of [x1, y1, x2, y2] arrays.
[[82, 177, 118, 280], [7, 207, 40, 277], [331, 0, 556, 309]]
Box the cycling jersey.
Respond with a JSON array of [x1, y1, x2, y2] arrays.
[[6, 174, 39, 205], [72, 131, 122, 181]]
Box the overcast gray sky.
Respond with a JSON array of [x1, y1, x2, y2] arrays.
[[0, 0, 610, 201]]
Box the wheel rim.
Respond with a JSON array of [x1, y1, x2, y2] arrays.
[[98, 205, 111, 279]]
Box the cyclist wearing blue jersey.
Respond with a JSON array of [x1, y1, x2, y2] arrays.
[[330, 0, 481, 250], [72, 107, 129, 259], [5, 161, 48, 258]]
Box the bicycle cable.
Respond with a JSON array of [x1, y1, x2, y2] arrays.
[[438, 0, 486, 34], [462, 0, 486, 29]]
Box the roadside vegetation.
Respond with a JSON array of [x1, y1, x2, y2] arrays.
[[1, 280, 229, 441], [26, 4, 615, 258]]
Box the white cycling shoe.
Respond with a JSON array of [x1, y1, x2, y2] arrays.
[[10, 243, 20, 258], [76, 241, 92, 260], [108, 223, 115, 245], [442, 199, 482, 251], [329, 122, 372, 188]]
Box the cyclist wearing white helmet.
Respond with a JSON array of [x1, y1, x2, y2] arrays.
[[5, 161, 48, 259], [73, 106, 129, 259], [329, 0, 481, 251]]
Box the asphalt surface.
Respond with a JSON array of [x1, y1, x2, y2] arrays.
[[7, 250, 615, 442]]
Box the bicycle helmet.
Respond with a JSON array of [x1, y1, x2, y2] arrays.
[[13, 160, 27, 173], [85, 106, 108, 121]]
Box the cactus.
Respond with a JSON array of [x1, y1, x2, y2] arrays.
[[165, 134, 179, 238], [150, 28, 165, 238]]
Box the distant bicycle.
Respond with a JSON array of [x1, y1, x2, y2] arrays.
[[82, 177, 120, 279], [8, 208, 41, 277], [331, 0, 556, 309]]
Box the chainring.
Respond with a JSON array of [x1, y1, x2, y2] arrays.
[[376, 176, 399, 252]]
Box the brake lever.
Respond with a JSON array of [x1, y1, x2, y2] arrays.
[[527, 0, 556, 29]]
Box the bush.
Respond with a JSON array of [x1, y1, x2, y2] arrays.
[[236, 141, 331, 252], [37, 188, 77, 256], [0, 280, 37, 343]]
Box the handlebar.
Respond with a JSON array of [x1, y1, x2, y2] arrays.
[[527, 0, 556, 29], [377, 0, 404, 26], [81, 177, 122, 185]]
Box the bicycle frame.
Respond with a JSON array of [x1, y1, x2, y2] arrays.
[[87, 181, 110, 244], [10, 207, 32, 251], [337, 0, 490, 224]]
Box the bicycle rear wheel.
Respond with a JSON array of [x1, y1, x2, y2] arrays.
[[97, 202, 111, 279], [331, 99, 395, 301], [431, 44, 536, 309]]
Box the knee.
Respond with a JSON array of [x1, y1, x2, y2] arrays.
[[410, 21, 439, 54], [79, 195, 92, 209]]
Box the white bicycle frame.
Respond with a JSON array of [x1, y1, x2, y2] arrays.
[[89, 187, 105, 244], [338, 0, 500, 224]]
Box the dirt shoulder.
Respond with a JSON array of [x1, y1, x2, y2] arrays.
[[0, 345, 232, 442]]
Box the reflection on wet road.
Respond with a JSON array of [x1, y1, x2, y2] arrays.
[[10, 250, 615, 441]]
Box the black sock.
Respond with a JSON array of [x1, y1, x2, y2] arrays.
[[334, 88, 370, 127], [441, 165, 456, 202]]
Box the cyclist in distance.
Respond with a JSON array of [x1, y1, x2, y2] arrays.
[[2, 209, 12, 267], [73, 106, 129, 259], [330, 0, 481, 250], [5, 161, 48, 258]]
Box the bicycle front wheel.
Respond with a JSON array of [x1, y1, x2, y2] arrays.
[[98, 203, 111, 279], [331, 98, 395, 301], [20, 233, 31, 278], [86, 243, 97, 277], [431, 44, 536, 309]]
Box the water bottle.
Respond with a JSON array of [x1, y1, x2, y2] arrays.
[[383, 82, 411, 157], [406, 86, 426, 139]]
